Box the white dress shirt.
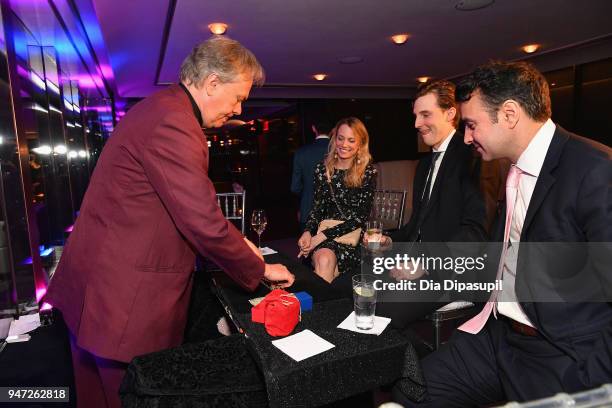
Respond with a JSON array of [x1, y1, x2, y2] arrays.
[[497, 119, 556, 326]]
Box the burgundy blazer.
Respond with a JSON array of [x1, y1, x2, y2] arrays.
[[46, 84, 264, 362]]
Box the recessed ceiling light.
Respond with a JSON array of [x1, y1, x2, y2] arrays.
[[455, 0, 495, 11], [338, 56, 364, 64], [391, 34, 410, 45], [313, 74, 327, 81], [522, 44, 540, 54], [417, 76, 429, 83], [208, 23, 228, 35]]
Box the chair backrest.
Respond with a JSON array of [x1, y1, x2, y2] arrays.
[[216, 191, 246, 234], [374, 160, 419, 223], [371, 189, 407, 231]]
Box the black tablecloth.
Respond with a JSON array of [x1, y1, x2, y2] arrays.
[[212, 251, 426, 408], [212, 252, 353, 314], [0, 312, 76, 407]]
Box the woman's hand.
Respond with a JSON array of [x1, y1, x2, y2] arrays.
[[309, 232, 326, 250], [300, 232, 326, 258], [297, 231, 312, 258]]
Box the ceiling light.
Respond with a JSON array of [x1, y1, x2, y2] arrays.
[[417, 76, 429, 83], [522, 44, 540, 54], [208, 23, 228, 35], [391, 34, 410, 45], [313, 74, 327, 81]]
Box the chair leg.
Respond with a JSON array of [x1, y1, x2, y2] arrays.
[[433, 318, 441, 350]]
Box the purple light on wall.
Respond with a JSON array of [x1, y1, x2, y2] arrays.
[[36, 287, 47, 302], [82, 105, 112, 112], [69, 74, 102, 89], [16, 64, 29, 79], [65, 224, 74, 233], [100, 63, 115, 80]]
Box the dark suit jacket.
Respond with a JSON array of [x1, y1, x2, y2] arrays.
[[380, 133, 487, 326], [291, 137, 329, 227], [45, 84, 264, 362], [391, 131, 486, 243], [488, 125, 612, 391]]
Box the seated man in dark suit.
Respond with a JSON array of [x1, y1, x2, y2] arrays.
[[395, 61, 612, 407], [375, 80, 487, 325]]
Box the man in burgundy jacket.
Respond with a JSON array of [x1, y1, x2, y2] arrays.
[[45, 37, 294, 407]]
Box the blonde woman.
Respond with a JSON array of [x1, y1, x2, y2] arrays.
[[298, 117, 377, 283]]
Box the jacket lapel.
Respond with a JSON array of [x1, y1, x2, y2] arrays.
[[521, 127, 567, 239], [420, 134, 460, 220]]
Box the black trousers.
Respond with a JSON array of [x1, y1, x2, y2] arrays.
[[394, 317, 582, 408]]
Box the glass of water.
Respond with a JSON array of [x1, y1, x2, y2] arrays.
[[352, 274, 377, 330]]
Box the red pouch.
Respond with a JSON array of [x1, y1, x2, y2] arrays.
[[251, 289, 300, 337]]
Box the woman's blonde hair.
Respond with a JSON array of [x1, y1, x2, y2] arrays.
[[324, 117, 372, 188]]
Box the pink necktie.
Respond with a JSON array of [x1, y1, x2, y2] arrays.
[[459, 165, 523, 334]]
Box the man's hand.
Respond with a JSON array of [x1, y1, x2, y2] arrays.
[[264, 264, 295, 288], [389, 259, 426, 281], [244, 237, 263, 261]]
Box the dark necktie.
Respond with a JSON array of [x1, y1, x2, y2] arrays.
[[421, 152, 442, 203], [414, 152, 441, 241]]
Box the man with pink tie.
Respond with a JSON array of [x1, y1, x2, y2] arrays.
[[45, 37, 294, 407], [394, 61, 611, 406]]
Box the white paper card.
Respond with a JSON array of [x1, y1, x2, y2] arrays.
[[337, 312, 391, 336], [249, 296, 266, 306], [271, 329, 335, 362], [8, 313, 40, 337], [260, 247, 278, 256]]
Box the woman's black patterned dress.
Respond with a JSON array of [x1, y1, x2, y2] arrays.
[[304, 162, 377, 274]]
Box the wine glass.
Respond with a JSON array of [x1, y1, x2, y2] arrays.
[[365, 221, 383, 252], [250, 209, 267, 250]]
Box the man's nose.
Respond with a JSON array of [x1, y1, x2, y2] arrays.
[[464, 129, 473, 145]]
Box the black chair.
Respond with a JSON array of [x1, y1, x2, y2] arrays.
[[426, 301, 476, 350]]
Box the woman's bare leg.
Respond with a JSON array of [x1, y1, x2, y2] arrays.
[[312, 248, 339, 283]]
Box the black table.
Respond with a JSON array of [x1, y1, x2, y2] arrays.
[[212, 251, 424, 408]]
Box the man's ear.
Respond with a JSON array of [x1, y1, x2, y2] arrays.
[[203, 73, 220, 97], [501, 99, 520, 129], [446, 107, 457, 123]]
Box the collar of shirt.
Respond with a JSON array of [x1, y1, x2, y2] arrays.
[[178, 82, 204, 128], [515, 119, 555, 177], [432, 129, 456, 153], [315, 135, 330, 140]]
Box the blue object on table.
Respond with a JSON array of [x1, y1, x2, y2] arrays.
[[294, 291, 312, 312]]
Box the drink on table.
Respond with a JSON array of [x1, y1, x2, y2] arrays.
[[352, 274, 377, 330]]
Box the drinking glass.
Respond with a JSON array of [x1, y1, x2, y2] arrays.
[[250, 209, 267, 250], [365, 220, 383, 251], [352, 274, 377, 330]]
